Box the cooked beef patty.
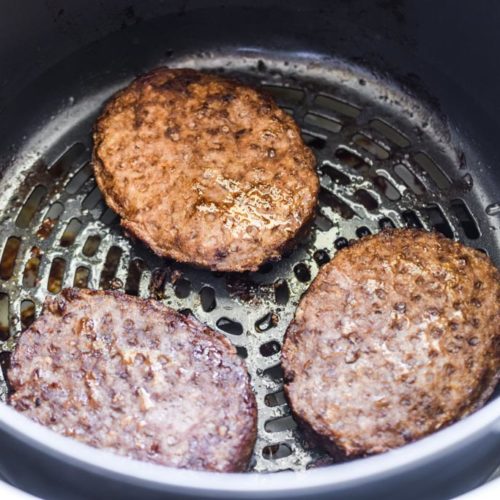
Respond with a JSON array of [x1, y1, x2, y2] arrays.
[[93, 68, 318, 272], [282, 229, 500, 457], [8, 288, 257, 472]]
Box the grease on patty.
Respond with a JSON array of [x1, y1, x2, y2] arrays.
[[93, 68, 318, 271]]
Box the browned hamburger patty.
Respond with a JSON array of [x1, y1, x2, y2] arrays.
[[93, 68, 319, 272], [282, 229, 500, 457], [8, 288, 257, 472]]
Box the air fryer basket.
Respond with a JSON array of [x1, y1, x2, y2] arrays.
[[0, 1, 499, 499]]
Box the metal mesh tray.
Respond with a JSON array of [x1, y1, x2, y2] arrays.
[[0, 52, 498, 473]]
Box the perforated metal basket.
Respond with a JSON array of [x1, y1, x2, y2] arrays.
[[0, 51, 498, 474]]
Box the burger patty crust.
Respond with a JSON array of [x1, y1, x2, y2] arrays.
[[282, 229, 500, 457], [8, 288, 257, 472], [93, 68, 319, 272]]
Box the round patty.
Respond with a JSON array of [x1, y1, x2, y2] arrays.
[[93, 68, 318, 272], [282, 229, 500, 457], [8, 288, 257, 472]]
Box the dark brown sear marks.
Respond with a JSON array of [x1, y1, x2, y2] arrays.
[[92, 68, 318, 272]]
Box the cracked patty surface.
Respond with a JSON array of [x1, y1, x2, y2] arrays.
[[93, 68, 319, 271], [282, 229, 500, 457], [8, 288, 257, 472]]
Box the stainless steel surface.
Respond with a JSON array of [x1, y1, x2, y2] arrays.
[[0, 52, 498, 477]]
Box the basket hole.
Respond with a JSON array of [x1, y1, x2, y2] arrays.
[[314, 211, 333, 231], [354, 189, 378, 211], [99, 246, 123, 290], [16, 185, 48, 228], [100, 208, 119, 225], [0, 294, 9, 341], [174, 278, 191, 299], [216, 317, 243, 336], [373, 175, 401, 201], [379, 218, 395, 230], [23, 247, 42, 288], [44, 203, 65, 220], [263, 85, 304, 105], [265, 390, 287, 407], [73, 266, 90, 288], [37, 202, 64, 239], [262, 443, 292, 460], [47, 257, 66, 293], [356, 226, 372, 238], [60, 218, 83, 247], [334, 237, 349, 251], [304, 113, 342, 134], [125, 259, 146, 296], [314, 94, 360, 118], [255, 312, 278, 332], [274, 279, 289, 305], [335, 147, 370, 173], [294, 263, 311, 283], [353, 133, 389, 159], [485, 202, 500, 216], [394, 164, 426, 195], [313, 249, 330, 266], [369, 119, 410, 147], [264, 414, 296, 432], [262, 364, 284, 383], [450, 200, 480, 239], [319, 188, 355, 219], [236, 346, 248, 359], [20, 300, 36, 329], [302, 133, 326, 150], [260, 340, 281, 357], [82, 235, 101, 257], [49, 143, 86, 178], [423, 206, 454, 238], [82, 185, 103, 210], [414, 153, 451, 189], [0, 351, 11, 382], [66, 163, 92, 194], [321, 163, 350, 186], [0, 237, 21, 280], [199, 286, 216, 312], [402, 210, 423, 229]]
